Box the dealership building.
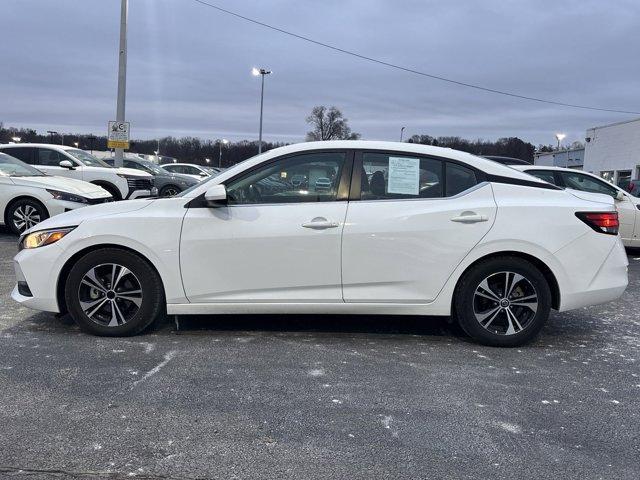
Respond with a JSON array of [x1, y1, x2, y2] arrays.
[[534, 148, 584, 169], [583, 117, 640, 187]]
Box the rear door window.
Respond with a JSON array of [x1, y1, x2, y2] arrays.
[[1, 147, 35, 164], [559, 171, 618, 197], [36, 148, 67, 166]]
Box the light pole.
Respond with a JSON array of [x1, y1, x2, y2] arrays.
[[252, 67, 271, 154], [218, 138, 229, 167], [47, 130, 59, 143], [555, 133, 566, 151], [87, 134, 96, 153], [73, 142, 79, 148], [114, 0, 128, 167], [400, 126, 405, 142]]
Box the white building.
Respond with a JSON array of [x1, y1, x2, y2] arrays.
[[534, 148, 584, 169], [583, 117, 640, 187]]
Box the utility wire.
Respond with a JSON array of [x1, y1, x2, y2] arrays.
[[191, 0, 639, 115]]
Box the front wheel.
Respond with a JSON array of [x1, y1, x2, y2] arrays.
[[454, 256, 551, 347], [64, 248, 165, 336], [159, 184, 180, 197], [6, 198, 49, 235]]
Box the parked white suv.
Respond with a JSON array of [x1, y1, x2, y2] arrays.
[[0, 144, 156, 200]]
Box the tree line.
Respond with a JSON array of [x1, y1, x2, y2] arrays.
[[1, 106, 541, 166]]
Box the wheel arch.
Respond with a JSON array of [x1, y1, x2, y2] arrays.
[[56, 243, 165, 314], [4, 195, 50, 227], [91, 181, 122, 200], [452, 250, 561, 311]]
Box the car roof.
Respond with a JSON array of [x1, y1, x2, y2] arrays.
[[211, 141, 545, 184], [0, 143, 78, 151], [483, 155, 532, 165], [511, 165, 578, 172]]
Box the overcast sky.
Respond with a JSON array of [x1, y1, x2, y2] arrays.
[[2, 0, 639, 146]]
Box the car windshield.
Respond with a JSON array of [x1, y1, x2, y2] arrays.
[[65, 148, 112, 168], [137, 160, 165, 174], [0, 153, 46, 177]]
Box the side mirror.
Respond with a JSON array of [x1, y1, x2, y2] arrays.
[[615, 191, 625, 201], [204, 184, 227, 205], [200, 172, 209, 177], [59, 160, 75, 170]]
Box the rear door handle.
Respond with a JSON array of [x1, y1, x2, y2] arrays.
[[302, 217, 340, 230], [450, 212, 488, 223]]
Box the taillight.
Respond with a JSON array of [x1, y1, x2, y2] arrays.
[[575, 212, 619, 235]]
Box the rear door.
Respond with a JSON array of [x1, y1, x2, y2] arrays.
[[341, 151, 497, 303]]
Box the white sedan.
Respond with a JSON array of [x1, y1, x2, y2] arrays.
[[161, 163, 211, 181], [12, 141, 628, 346], [512, 165, 640, 248], [0, 153, 112, 234]]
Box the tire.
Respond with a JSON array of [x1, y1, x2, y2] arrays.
[[94, 183, 122, 201], [454, 256, 551, 347], [159, 184, 180, 197], [6, 198, 49, 235], [64, 248, 165, 336]]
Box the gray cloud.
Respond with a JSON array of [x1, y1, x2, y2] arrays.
[[1, 0, 638, 146]]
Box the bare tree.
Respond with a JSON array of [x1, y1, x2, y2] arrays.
[[305, 106, 360, 141]]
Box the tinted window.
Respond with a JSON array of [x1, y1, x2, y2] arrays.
[[560, 171, 618, 197], [446, 162, 478, 196], [37, 148, 67, 166], [226, 152, 345, 204], [1, 147, 35, 164], [525, 170, 557, 185], [183, 165, 202, 175]]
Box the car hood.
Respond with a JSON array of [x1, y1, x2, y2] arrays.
[[89, 166, 152, 177], [10, 175, 112, 198], [565, 188, 615, 206], [23, 198, 156, 234]]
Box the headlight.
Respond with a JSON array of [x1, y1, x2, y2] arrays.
[[20, 227, 76, 250], [46, 189, 89, 204]]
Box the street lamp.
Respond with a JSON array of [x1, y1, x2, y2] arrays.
[[11, 136, 21, 143], [218, 138, 229, 167], [252, 67, 271, 154], [400, 127, 406, 142], [74, 142, 79, 147], [205, 158, 211, 164], [47, 130, 59, 143], [555, 133, 566, 151]]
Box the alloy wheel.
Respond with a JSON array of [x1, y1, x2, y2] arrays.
[[473, 271, 538, 335], [13, 204, 41, 232], [78, 263, 143, 327]]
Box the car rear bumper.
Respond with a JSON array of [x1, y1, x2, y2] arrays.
[[557, 237, 628, 311]]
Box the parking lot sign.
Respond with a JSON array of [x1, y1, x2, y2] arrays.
[[107, 121, 130, 149]]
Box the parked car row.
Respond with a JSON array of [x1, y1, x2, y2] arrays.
[[0, 143, 218, 234], [11, 141, 628, 347]]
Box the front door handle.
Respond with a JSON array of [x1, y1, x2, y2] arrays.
[[302, 217, 340, 230], [450, 212, 488, 223]]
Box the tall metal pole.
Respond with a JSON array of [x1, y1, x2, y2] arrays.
[[218, 141, 223, 167], [258, 73, 265, 154], [114, 0, 128, 167], [400, 126, 405, 142]]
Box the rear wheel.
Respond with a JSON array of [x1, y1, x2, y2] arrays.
[[6, 198, 48, 235], [454, 257, 551, 347], [64, 248, 165, 336]]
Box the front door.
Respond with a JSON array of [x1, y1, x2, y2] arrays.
[[33, 148, 84, 180], [342, 151, 496, 303], [180, 151, 351, 303]]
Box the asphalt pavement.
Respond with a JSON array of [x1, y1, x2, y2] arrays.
[[0, 230, 638, 479]]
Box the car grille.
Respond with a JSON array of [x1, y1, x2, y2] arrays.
[[127, 178, 154, 191]]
